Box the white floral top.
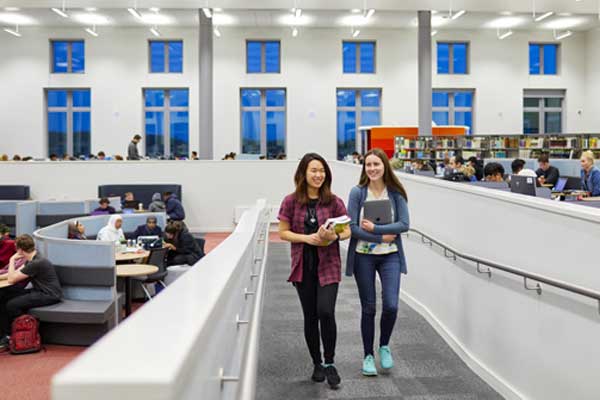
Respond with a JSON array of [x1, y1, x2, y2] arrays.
[[355, 188, 398, 255]]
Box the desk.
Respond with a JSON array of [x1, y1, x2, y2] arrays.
[[116, 264, 158, 317], [115, 250, 149, 263], [0, 280, 12, 289]]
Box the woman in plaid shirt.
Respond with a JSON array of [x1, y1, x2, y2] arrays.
[[278, 153, 351, 389]]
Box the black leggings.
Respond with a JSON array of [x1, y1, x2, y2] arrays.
[[0, 286, 60, 336], [295, 274, 339, 365]]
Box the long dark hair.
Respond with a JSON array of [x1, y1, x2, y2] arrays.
[[359, 148, 408, 201], [294, 153, 334, 205]]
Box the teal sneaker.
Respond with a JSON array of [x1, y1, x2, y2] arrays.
[[379, 346, 394, 370], [362, 355, 378, 376]]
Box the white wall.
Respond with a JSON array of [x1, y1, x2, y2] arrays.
[[0, 26, 199, 158]]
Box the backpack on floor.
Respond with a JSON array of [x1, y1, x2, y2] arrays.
[[9, 314, 41, 355]]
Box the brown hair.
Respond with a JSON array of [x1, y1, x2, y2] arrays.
[[294, 153, 334, 205], [538, 154, 550, 163], [359, 148, 408, 201], [15, 234, 35, 252]]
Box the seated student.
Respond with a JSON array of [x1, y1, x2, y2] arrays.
[[467, 156, 484, 181], [443, 156, 473, 182], [122, 192, 139, 210], [163, 221, 202, 266], [97, 215, 125, 244], [133, 216, 163, 238], [0, 234, 62, 350], [0, 225, 15, 268], [148, 192, 166, 212], [511, 159, 538, 178], [536, 154, 560, 186], [412, 159, 433, 171], [93, 198, 116, 215], [580, 151, 600, 197], [484, 162, 505, 182], [163, 191, 185, 222], [67, 221, 87, 240]]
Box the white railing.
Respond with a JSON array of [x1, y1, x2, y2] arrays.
[[52, 199, 270, 400]]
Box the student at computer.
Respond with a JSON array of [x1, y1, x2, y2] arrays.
[[122, 192, 139, 209], [580, 151, 600, 197], [96, 215, 125, 244], [346, 148, 409, 377], [443, 156, 475, 182], [133, 216, 163, 238], [277, 153, 350, 389], [511, 159, 537, 178], [67, 221, 87, 240], [163, 221, 202, 266], [536, 154, 560, 186], [92, 198, 116, 215], [484, 163, 505, 182]]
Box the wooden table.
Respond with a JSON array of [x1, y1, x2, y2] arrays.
[[115, 250, 149, 263], [116, 264, 158, 317], [0, 280, 12, 289]]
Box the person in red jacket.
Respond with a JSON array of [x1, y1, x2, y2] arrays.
[[0, 225, 15, 269]]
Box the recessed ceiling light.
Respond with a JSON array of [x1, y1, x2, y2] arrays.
[[72, 13, 110, 25], [4, 7, 20, 11], [85, 7, 97, 12], [51, 7, 69, 18], [127, 8, 142, 19], [554, 30, 572, 40], [364, 9, 375, 19], [150, 7, 160, 13], [0, 13, 36, 25], [497, 29, 513, 39], [149, 26, 160, 37], [350, 9, 361, 13], [499, 11, 512, 16], [451, 10, 466, 20], [352, 29, 360, 37], [140, 13, 173, 25]]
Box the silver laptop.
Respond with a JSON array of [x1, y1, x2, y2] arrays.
[[363, 200, 392, 224]]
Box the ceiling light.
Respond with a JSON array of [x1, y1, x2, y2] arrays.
[[85, 7, 97, 12], [292, 27, 298, 37], [213, 8, 223, 12], [213, 26, 221, 37], [554, 30, 572, 40], [127, 8, 142, 19], [350, 8, 361, 13], [534, 11, 553, 22], [72, 13, 110, 25], [431, 10, 438, 15], [85, 27, 98, 37], [140, 13, 173, 25], [543, 17, 585, 30], [338, 14, 370, 27], [278, 14, 311, 26], [364, 9, 375, 19], [3, 26, 21, 37], [0, 13, 37, 25], [51, 7, 69, 18], [497, 29, 513, 39], [150, 26, 160, 36], [294, 8, 302, 18], [149, 7, 160, 12], [352, 29, 360, 37], [485, 16, 528, 29], [213, 13, 236, 25], [431, 30, 438, 36], [202, 8, 212, 18], [451, 10, 466, 20], [4, 7, 20, 11]]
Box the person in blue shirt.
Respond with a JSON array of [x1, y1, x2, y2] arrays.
[[163, 192, 185, 221], [580, 151, 600, 197], [133, 216, 163, 238]]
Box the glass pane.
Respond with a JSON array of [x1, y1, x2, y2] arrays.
[[529, 44, 540, 75], [545, 112, 562, 133], [360, 89, 380, 107], [242, 111, 261, 154], [523, 97, 539, 107], [145, 89, 164, 107], [71, 41, 85, 73], [73, 112, 91, 156], [241, 89, 261, 107], [145, 111, 164, 157], [337, 111, 356, 160], [544, 98, 562, 108], [337, 89, 356, 107], [266, 89, 285, 107], [432, 111, 449, 126], [432, 92, 449, 107], [150, 42, 165, 73], [246, 41, 262, 73], [72, 90, 90, 107], [360, 42, 375, 73], [455, 111, 472, 133], [168, 41, 183, 73], [523, 111, 539, 134], [454, 92, 472, 107], [343, 42, 357, 73], [265, 41, 280, 73], [48, 90, 67, 107], [52, 41, 68, 73], [266, 111, 285, 159], [361, 111, 380, 127], [48, 112, 67, 156], [169, 89, 188, 107], [170, 111, 189, 157], [437, 43, 449, 74], [543, 44, 557, 75], [453, 43, 467, 74]]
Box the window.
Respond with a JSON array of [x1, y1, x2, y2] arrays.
[[529, 43, 558, 75], [51, 40, 85, 73], [46, 89, 91, 157], [343, 41, 376, 73], [149, 40, 183, 73], [144, 89, 189, 158], [246, 41, 280, 73], [432, 90, 474, 133], [336, 88, 381, 160], [523, 90, 564, 134], [437, 42, 468, 74], [240, 89, 286, 158]]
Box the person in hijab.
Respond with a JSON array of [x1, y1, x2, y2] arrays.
[[148, 193, 166, 212], [67, 221, 87, 240], [96, 215, 125, 243]]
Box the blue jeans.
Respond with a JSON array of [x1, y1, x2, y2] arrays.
[[354, 252, 401, 357]]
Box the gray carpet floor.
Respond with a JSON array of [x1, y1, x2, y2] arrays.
[[256, 243, 504, 400]]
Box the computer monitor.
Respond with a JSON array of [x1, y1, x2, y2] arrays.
[[553, 177, 567, 192], [510, 175, 536, 197]]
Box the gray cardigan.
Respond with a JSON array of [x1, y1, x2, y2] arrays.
[[345, 185, 410, 277]]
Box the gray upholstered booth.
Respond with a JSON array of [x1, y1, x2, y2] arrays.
[[98, 184, 182, 209], [0, 200, 38, 236], [0, 185, 30, 200]]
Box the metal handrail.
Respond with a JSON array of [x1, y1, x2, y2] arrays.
[[408, 228, 600, 313]]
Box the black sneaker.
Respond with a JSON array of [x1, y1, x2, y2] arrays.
[[324, 365, 341, 389], [311, 364, 325, 382], [0, 336, 9, 352]]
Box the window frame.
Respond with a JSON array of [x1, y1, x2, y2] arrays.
[[143, 88, 190, 157], [342, 40, 377, 74], [529, 42, 560, 75], [239, 88, 287, 158], [148, 40, 184, 74], [45, 88, 91, 156], [245, 40, 281, 74], [432, 89, 475, 133], [436, 41, 469, 75], [523, 90, 565, 134], [50, 39, 85, 74], [336, 88, 382, 158]]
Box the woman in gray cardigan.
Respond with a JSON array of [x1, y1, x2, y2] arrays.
[[346, 148, 409, 377]]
